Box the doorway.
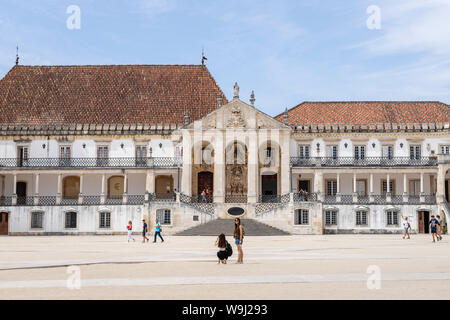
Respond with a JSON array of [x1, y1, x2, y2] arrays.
[[261, 174, 277, 196], [16, 182, 27, 205], [298, 180, 310, 193], [197, 171, 213, 196], [417, 211, 430, 233], [0, 212, 8, 235]]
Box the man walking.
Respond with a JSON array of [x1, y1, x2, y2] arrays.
[[153, 218, 164, 243], [429, 215, 441, 243], [436, 215, 443, 241], [142, 219, 149, 243], [402, 216, 411, 239]]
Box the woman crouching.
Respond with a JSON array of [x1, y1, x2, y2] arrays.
[[215, 233, 231, 264]]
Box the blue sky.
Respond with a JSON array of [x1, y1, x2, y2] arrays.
[[1, 0, 450, 116]]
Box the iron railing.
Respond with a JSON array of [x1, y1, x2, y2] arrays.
[[293, 192, 318, 202], [179, 193, 215, 215], [0, 157, 182, 169], [148, 192, 176, 202], [322, 194, 436, 205], [290, 157, 437, 167], [255, 193, 290, 215], [225, 194, 248, 203]]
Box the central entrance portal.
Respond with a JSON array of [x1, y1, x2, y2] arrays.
[[261, 173, 277, 197]]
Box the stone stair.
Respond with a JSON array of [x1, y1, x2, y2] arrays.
[[175, 218, 289, 236]]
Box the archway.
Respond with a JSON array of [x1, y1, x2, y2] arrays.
[[155, 175, 174, 199], [191, 141, 214, 197], [62, 176, 80, 199], [225, 140, 248, 197], [197, 171, 213, 201], [108, 176, 124, 199]]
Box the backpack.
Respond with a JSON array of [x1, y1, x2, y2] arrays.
[[225, 241, 233, 257]]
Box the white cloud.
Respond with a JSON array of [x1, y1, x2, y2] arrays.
[[140, 0, 176, 15]]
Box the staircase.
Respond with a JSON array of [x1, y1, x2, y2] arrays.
[[175, 218, 289, 236]]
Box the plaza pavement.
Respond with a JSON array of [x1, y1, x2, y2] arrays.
[[0, 234, 449, 299]]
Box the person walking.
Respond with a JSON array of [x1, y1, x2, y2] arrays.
[[215, 233, 232, 264], [402, 216, 411, 239], [153, 218, 164, 243], [436, 215, 443, 241], [142, 219, 149, 243], [127, 221, 135, 242], [429, 215, 441, 243], [233, 218, 244, 264]]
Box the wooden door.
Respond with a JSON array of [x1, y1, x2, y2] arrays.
[[0, 212, 8, 235], [418, 211, 430, 234]]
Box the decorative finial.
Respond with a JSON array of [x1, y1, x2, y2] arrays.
[[233, 82, 239, 99], [15, 45, 19, 66], [201, 47, 207, 66], [184, 109, 190, 125], [249, 90, 255, 106], [217, 93, 223, 108], [283, 108, 289, 125]]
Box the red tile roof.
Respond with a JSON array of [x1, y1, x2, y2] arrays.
[[0, 65, 227, 125], [276, 101, 450, 125]]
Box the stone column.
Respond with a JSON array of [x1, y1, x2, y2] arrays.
[[420, 172, 425, 203], [181, 131, 192, 196], [78, 174, 84, 204], [369, 173, 374, 202], [213, 131, 225, 203], [403, 173, 408, 203], [280, 132, 291, 195], [12, 173, 17, 205], [437, 165, 446, 203], [386, 173, 391, 202], [247, 130, 258, 203], [34, 173, 39, 205], [352, 173, 358, 202], [145, 170, 155, 202], [56, 174, 62, 205], [314, 171, 323, 201], [123, 173, 128, 204], [336, 173, 341, 203], [101, 173, 106, 204]]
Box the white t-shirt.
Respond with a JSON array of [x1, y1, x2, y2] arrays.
[[402, 220, 409, 228]]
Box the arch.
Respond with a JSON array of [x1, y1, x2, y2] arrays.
[[63, 176, 80, 199], [225, 140, 248, 165], [107, 175, 124, 198], [258, 140, 281, 167], [192, 140, 215, 166], [155, 175, 174, 194], [197, 171, 213, 199]]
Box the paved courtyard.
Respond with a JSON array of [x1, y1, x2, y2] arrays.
[[0, 234, 449, 299]]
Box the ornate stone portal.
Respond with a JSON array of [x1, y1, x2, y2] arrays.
[[226, 142, 248, 196]]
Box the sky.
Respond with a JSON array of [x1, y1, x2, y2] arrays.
[[1, 0, 450, 116]]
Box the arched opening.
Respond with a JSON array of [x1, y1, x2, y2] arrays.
[[155, 175, 174, 199], [16, 181, 27, 205], [62, 176, 80, 199], [261, 172, 278, 201], [197, 171, 213, 202], [225, 140, 248, 202], [259, 140, 280, 201], [192, 141, 214, 199], [107, 176, 124, 199]]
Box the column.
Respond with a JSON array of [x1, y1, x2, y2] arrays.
[[420, 172, 425, 203], [280, 132, 291, 195], [101, 173, 106, 204], [213, 131, 225, 203], [12, 173, 17, 205], [56, 174, 62, 204], [314, 171, 323, 201], [336, 173, 341, 202], [78, 174, 84, 204], [352, 173, 358, 202], [369, 173, 374, 202], [181, 131, 192, 196], [123, 173, 128, 204], [386, 173, 391, 202], [437, 165, 445, 203], [34, 173, 39, 205], [403, 173, 408, 202], [247, 130, 258, 203]]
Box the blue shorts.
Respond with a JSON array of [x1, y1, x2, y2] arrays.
[[431, 227, 437, 234], [235, 238, 243, 245], [404, 227, 409, 233]]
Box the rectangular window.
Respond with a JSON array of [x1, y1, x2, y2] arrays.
[[382, 180, 395, 195], [17, 146, 29, 167], [382, 145, 394, 159], [156, 209, 171, 225], [386, 210, 399, 226], [295, 209, 309, 225], [354, 145, 366, 160], [409, 180, 420, 196], [356, 211, 368, 226], [326, 180, 337, 196], [99, 212, 111, 228], [97, 145, 109, 166], [325, 210, 337, 225], [59, 146, 71, 166], [326, 145, 338, 159], [356, 180, 367, 196], [65, 212, 77, 229], [441, 145, 450, 154], [298, 145, 310, 159], [31, 212, 43, 229], [410, 145, 421, 160], [135, 145, 147, 166]]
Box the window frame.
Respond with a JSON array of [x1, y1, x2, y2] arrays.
[[156, 209, 172, 226], [30, 211, 44, 229], [99, 211, 111, 229], [297, 145, 310, 159], [355, 210, 369, 227], [294, 209, 309, 225], [64, 211, 78, 229], [324, 210, 338, 226], [386, 210, 399, 227]]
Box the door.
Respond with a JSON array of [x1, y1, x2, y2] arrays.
[[261, 174, 277, 201], [0, 212, 8, 235], [356, 180, 367, 196], [418, 211, 430, 234], [16, 182, 27, 205], [17, 147, 28, 167], [298, 180, 310, 193], [197, 171, 213, 199]]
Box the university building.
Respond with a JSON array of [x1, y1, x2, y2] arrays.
[[0, 64, 449, 235]]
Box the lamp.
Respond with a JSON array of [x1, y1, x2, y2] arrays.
[[400, 143, 404, 149], [372, 142, 376, 148], [82, 143, 86, 149], [344, 143, 348, 148], [120, 143, 124, 149], [159, 143, 163, 148], [42, 144, 46, 149]]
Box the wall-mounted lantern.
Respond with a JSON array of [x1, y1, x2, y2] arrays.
[[42, 144, 46, 149], [372, 142, 376, 148], [344, 142, 348, 148], [82, 143, 86, 149], [400, 142, 404, 149], [120, 143, 124, 149], [159, 143, 163, 149]]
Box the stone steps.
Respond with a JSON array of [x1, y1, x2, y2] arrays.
[[175, 218, 289, 236]]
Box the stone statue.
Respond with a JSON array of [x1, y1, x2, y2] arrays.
[[233, 82, 239, 99]]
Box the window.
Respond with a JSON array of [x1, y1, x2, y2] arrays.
[[441, 145, 450, 154], [264, 147, 274, 165], [65, 212, 77, 229], [97, 145, 109, 166], [156, 209, 171, 225], [409, 180, 420, 196], [410, 145, 421, 160], [202, 147, 212, 165], [31, 212, 44, 229], [326, 145, 338, 159], [354, 145, 366, 160], [135, 145, 147, 166], [382, 180, 395, 195], [356, 180, 367, 196], [356, 211, 368, 226], [17, 146, 29, 167], [325, 210, 337, 225], [386, 210, 399, 226], [59, 146, 71, 166], [99, 212, 111, 228], [298, 145, 310, 159], [382, 145, 393, 159], [326, 180, 337, 196], [294, 209, 309, 225]]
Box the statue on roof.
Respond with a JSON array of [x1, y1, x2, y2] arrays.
[[233, 82, 239, 99]]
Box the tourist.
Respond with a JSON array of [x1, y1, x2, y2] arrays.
[[142, 219, 149, 243], [429, 215, 441, 243], [401, 216, 410, 239], [127, 221, 135, 242], [205, 188, 211, 202], [234, 218, 244, 264], [153, 218, 164, 243], [436, 215, 443, 240], [215, 233, 231, 264], [201, 189, 207, 202]]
